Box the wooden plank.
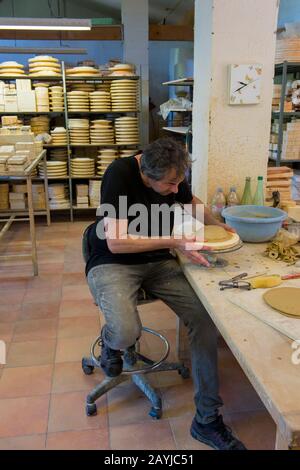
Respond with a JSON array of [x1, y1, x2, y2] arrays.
[[149, 25, 193, 41], [0, 25, 193, 41]]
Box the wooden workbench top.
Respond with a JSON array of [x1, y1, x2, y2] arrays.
[[178, 243, 300, 449]]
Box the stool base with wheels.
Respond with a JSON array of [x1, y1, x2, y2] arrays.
[[82, 326, 190, 419]]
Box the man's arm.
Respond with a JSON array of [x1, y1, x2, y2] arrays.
[[104, 217, 206, 254]]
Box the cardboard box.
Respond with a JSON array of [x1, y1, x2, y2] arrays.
[[17, 91, 36, 112], [16, 79, 32, 93]]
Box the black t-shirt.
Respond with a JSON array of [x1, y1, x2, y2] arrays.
[[85, 155, 193, 274]]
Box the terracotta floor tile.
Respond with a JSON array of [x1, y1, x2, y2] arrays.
[[20, 301, 61, 321], [26, 273, 63, 290], [0, 396, 49, 438], [62, 284, 92, 301], [0, 289, 26, 306], [59, 299, 99, 318], [0, 304, 22, 323], [169, 413, 212, 450], [218, 348, 265, 413], [46, 429, 109, 450], [108, 381, 163, 426], [161, 380, 196, 419], [63, 262, 85, 274], [110, 421, 176, 450], [226, 410, 276, 450], [0, 434, 46, 450], [52, 361, 104, 393], [0, 365, 53, 398], [23, 286, 62, 304], [7, 339, 56, 367], [38, 263, 64, 274], [13, 318, 58, 342], [58, 317, 100, 339], [48, 391, 107, 433], [62, 273, 87, 286], [0, 323, 15, 343], [55, 336, 95, 363]]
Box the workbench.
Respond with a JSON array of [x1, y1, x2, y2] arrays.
[[0, 150, 50, 276], [178, 243, 300, 450]]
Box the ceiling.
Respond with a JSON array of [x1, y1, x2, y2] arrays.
[[0, 0, 194, 25], [82, 0, 194, 24]]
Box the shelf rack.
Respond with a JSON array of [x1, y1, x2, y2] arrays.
[[271, 61, 300, 166], [0, 63, 141, 220]]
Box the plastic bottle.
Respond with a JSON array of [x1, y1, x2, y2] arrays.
[[252, 176, 265, 206], [227, 186, 239, 207], [241, 177, 253, 205], [211, 187, 226, 221]]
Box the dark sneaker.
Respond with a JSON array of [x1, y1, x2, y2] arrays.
[[100, 332, 123, 377], [191, 415, 247, 450]]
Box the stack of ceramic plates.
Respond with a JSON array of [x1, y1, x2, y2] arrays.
[[90, 119, 114, 144], [48, 183, 69, 209], [89, 91, 111, 112], [119, 149, 137, 158], [71, 158, 95, 177], [35, 86, 49, 112], [110, 79, 138, 111], [109, 63, 135, 77], [32, 82, 49, 89], [49, 85, 64, 111], [50, 127, 68, 145], [28, 56, 61, 77], [67, 91, 89, 112], [97, 149, 117, 176], [38, 160, 68, 178], [89, 179, 101, 207], [66, 66, 101, 77], [49, 148, 68, 162], [68, 82, 96, 93], [68, 119, 90, 144], [0, 61, 26, 76], [114, 116, 139, 145], [30, 116, 50, 135]]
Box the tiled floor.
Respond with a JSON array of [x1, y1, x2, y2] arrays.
[[0, 218, 276, 449]]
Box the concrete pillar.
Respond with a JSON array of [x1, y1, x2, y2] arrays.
[[192, 0, 279, 203], [122, 0, 149, 147]]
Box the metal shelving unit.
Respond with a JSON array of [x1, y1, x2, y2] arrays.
[[272, 61, 300, 166], [0, 63, 141, 220]]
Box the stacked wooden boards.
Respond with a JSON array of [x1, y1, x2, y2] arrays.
[[266, 166, 294, 205]]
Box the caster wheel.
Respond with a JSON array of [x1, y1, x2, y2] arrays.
[[178, 366, 190, 379], [149, 407, 162, 419], [86, 403, 97, 416], [82, 358, 94, 375]]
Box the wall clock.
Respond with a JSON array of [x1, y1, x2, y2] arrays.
[[228, 64, 262, 105]]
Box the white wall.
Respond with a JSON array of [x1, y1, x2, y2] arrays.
[[192, 0, 279, 204]]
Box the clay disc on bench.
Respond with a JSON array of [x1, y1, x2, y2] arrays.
[[263, 287, 300, 318], [203, 225, 232, 242]]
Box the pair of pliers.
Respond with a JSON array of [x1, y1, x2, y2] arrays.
[[219, 273, 251, 291]]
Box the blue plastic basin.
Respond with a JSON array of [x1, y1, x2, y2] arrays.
[[221, 205, 287, 243]]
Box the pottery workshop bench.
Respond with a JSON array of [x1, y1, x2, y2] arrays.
[[177, 243, 300, 450]]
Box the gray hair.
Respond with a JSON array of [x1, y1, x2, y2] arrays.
[[140, 137, 191, 181]]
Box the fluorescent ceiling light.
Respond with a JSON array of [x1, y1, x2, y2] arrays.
[[0, 18, 91, 31], [0, 47, 87, 54]]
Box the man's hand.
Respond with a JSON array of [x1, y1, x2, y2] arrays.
[[172, 235, 211, 267]]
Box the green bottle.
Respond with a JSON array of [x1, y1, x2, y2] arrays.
[[241, 177, 253, 205], [253, 176, 265, 206]]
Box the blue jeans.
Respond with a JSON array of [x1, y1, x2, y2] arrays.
[[87, 259, 223, 424]]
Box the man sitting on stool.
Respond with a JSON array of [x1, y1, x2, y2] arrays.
[[85, 137, 246, 451]]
